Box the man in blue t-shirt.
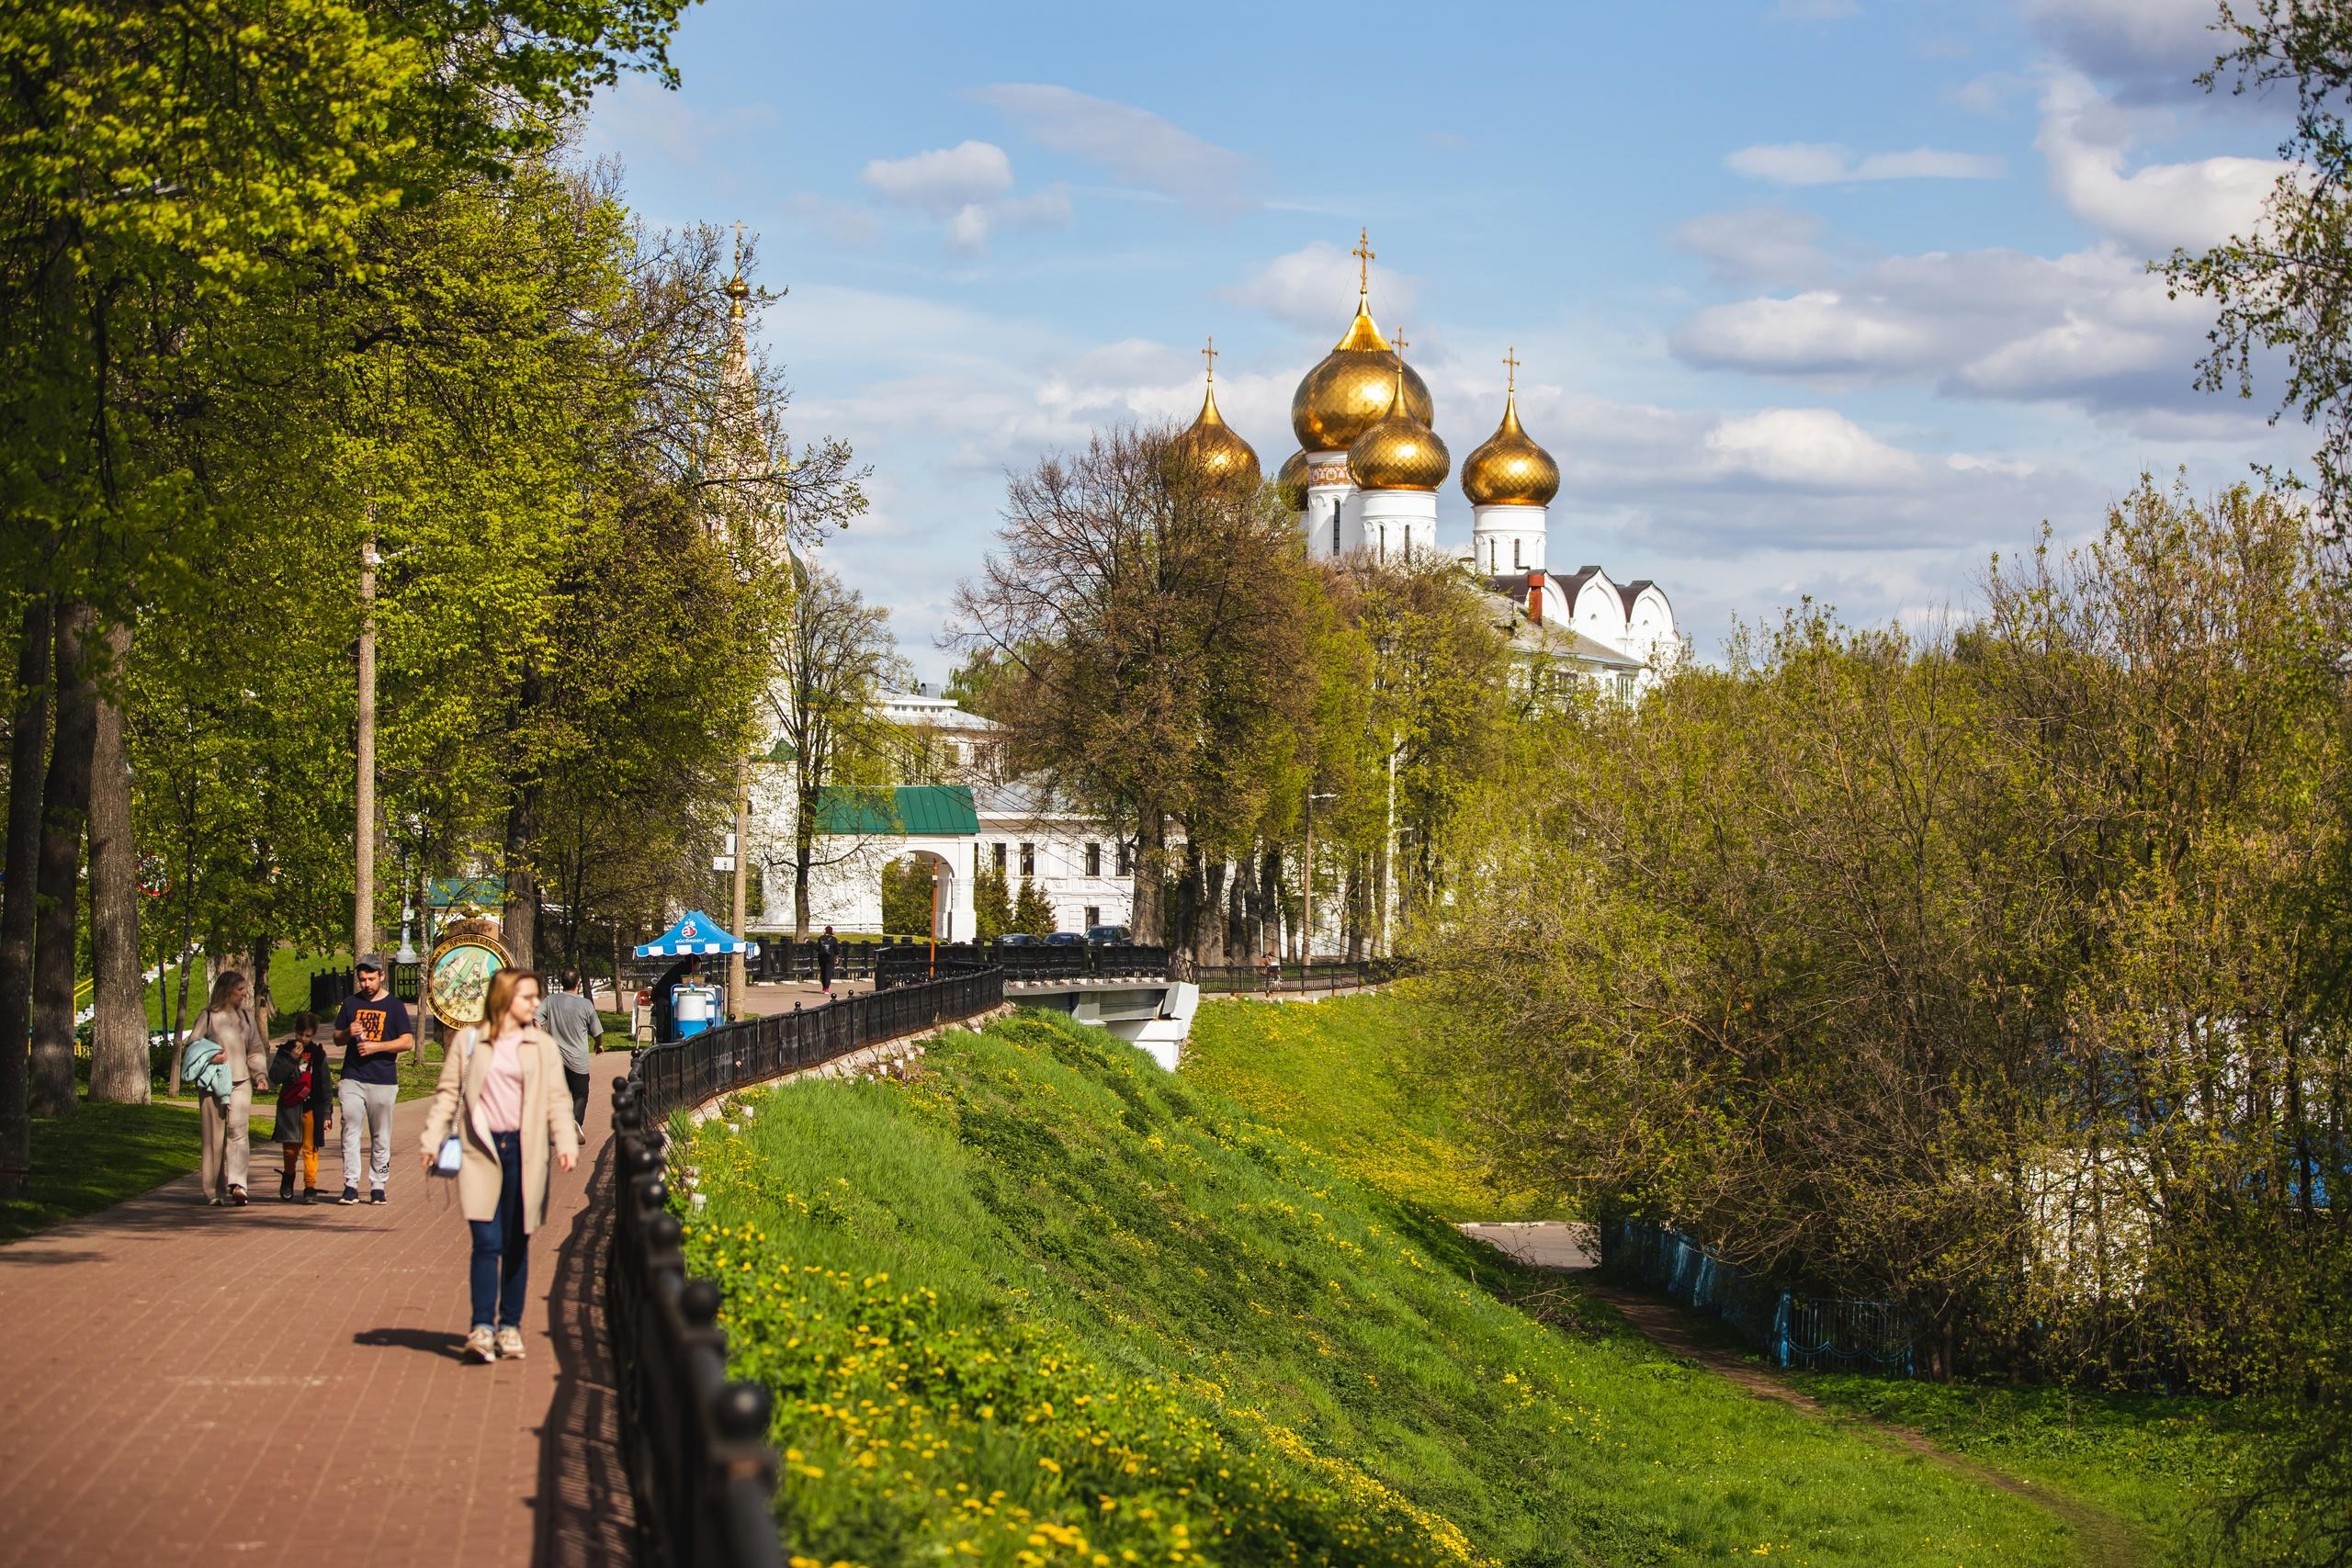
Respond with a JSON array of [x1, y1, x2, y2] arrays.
[[334, 954, 414, 1205]]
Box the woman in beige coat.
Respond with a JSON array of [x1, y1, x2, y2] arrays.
[[187, 971, 269, 1205], [417, 967, 579, 1363]]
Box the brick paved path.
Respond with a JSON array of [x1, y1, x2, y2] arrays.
[[0, 1054, 635, 1568]]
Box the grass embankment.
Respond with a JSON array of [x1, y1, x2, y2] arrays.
[[1182, 991, 1558, 1222], [0, 1101, 203, 1245], [1797, 1376, 2262, 1562], [682, 1009, 2085, 1566]]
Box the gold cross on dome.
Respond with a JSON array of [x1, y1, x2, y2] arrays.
[[1351, 228, 1375, 297], [1201, 335, 1217, 384], [732, 220, 745, 269], [1393, 327, 1408, 355], [1503, 345, 1520, 392]]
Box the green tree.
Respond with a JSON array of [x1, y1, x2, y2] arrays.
[[768, 565, 901, 940], [973, 864, 1012, 942], [1012, 875, 1054, 937], [881, 857, 936, 938]]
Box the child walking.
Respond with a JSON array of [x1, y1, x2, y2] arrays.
[[269, 1013, 334, 1203]]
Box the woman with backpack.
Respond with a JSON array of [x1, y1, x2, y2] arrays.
[[416, 967, 580, 1363], [186, 970, 270, 1206]]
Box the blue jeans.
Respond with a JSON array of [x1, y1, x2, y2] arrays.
[[469, 1130, 527, 1330]]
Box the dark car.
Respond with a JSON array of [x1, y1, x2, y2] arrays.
[[995, 932, 1041, 948], [1085, 924, 1132, 945], [1043, 931, 1087, 947]]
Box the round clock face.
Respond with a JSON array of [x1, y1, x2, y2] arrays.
[[426, 936, 510, 1027]]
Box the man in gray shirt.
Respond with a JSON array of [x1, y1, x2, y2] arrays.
[[537, 971, 604, 1133]]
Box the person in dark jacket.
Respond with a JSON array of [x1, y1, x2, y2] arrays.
[[269, 1012, 334, 1203], [817, 926, 840, 995]]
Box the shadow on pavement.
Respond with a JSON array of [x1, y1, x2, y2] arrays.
[[534, 1134, 639, 1568], [353, 1325, 469, 1359]]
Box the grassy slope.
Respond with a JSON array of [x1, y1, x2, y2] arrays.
[[0, 1101, 202, 1244], [684, 1009, 2080, 1567], [1182, 993, 1558, 1222], [1794, 1376, 2261, 1562]]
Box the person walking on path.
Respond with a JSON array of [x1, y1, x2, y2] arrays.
[[536, 970, 603, 1134], [334, 953, 414, 1206], [418, 967, 580, 1364], [187, 971, 270, 1205], [268, 1012, 334, 1202], [817, 925, 839, 996]]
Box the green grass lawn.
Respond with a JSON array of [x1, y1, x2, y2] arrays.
[[1795, 1374, 2266, 1564], [1181, 990, 1561, 1221], [681, 1008, 2088, 1567], [142, 946, 353, 1031], [0, 1100, 203, 1245]]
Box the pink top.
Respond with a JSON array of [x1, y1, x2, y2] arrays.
[[476, 1029, 526, 1134]]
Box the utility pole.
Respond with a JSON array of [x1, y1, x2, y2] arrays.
[[356, 530, 379, 957], [729, 756, 750, 1018]]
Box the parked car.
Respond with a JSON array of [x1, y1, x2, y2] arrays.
[[1085, 924, 1132, 946], [995, 932, 1041, 947], [1043, 931, 1087, 947]]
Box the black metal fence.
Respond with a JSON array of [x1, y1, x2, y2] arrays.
[[874, 942, 1170, 990], [306, 962, 422, 1015], [605, 965, 1007, 1568], [1192, 958, 1401, 997]]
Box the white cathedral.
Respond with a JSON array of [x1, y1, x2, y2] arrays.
[[1172, 232, 1678, 694]]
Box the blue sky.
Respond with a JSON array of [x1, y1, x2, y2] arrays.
[[588, 0, 2301, 681]]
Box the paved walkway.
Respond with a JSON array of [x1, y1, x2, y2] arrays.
[[0, 1054, 635, 1568]]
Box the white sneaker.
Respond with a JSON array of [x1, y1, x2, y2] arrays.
[[464, 1325, 497, 1363], [494, 1326, 526, 1360]]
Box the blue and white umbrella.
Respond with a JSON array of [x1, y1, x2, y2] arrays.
[[636, 909, 761, 959]]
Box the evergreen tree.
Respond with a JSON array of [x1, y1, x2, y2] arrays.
[[973, 865, 1012, 942], [1012, 875, 1053, 937]]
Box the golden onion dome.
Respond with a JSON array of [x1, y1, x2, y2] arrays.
[[1172, 378, 1261, 486], [1348, 363, 1450, 492], [1274, 449, 1308, 511], [1291, 299, 1434, 452], [1461, 390, 1559, 507]]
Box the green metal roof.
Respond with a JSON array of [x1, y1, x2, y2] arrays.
[[812, 784, 978, 838]]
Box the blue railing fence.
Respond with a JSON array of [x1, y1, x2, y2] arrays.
[[1604, 1219, 1917, 1377]]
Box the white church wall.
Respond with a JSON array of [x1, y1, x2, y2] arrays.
[[1355, 490, 1438, 562], [1472, 504, 1546, 573]]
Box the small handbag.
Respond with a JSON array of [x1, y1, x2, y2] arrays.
[[431, 1029, 474, 1177]]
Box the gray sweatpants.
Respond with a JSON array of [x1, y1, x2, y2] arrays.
[[338, 1079, 399, 1194]]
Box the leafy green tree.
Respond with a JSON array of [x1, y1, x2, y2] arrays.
[[881, 857, 936, 938], [1012, 875, 1054, 937], [768, 565, 901, 941], [973, 864, 1013, 942]]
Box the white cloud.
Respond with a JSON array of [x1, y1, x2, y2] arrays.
[[1726, 141, 2006, 185], [862, 141, 1014, 213], [1705, 407, 1924, 490], [859, 141, 1069, 254], [2022, 0, 2231, 103], [1670, 232, 2283, 431], [971, 84, 1253, 216], [1224, 242, 1420, 332], [2036, 71, 2277, 254], [1670, 208, 1833, 287]]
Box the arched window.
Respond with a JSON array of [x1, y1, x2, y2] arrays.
[[1513, 537, 1522, 570]]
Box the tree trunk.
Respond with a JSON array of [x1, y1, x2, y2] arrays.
[[502, 786, 538, 968], [29, 601, 99, 1118], [0, 597, 52, 1194], [249, 934, 275, 1039], [86, 622, 147, 1103], [1131, 808, 1166, 946], [167, 942, 192, 1097]]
